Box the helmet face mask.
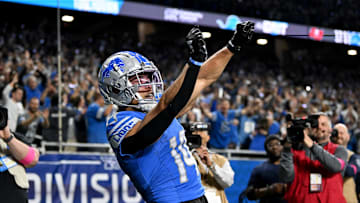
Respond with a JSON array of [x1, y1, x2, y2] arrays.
[[98, 51, 164, 112]]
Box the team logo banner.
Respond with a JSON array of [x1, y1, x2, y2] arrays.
[[27, 154, 144, 203], [27, 154, 263, 203]]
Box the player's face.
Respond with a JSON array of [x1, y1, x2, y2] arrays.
[[129, 74, 153, 99]]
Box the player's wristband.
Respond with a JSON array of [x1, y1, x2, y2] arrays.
[[189, 57, 204, 67], [226, 41, 242, 54]]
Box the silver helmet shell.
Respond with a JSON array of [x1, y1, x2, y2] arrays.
[[98, 51, 163, 112]]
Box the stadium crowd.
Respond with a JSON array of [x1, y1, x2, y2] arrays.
[[1, 2, 360, 202], [1, 18, 360, 153]]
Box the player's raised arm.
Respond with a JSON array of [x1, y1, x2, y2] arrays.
[[137, 26, 208, 128], [120, 26, 208, 153], [123, 22, 254, 153], [178, 21, 254, 116], [98, 22, 254, 154]]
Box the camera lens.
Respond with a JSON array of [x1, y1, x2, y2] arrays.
[[331, 129, 338, 138]]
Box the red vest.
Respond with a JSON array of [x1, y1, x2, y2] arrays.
[[284, 142, 346, 203]]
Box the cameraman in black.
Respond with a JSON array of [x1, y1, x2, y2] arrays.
[[0, 107, 40, 202], [279, 113, 347, 203], [187, 122, 234, 203]]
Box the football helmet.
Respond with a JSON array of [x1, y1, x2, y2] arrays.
[[98, 51, 163, 112]]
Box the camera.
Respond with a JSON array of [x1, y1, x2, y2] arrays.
[[286, 114, 319, 145], [330, 128, 338, 142], [0, 106, 8, 130], [182, 122, 210, 149]]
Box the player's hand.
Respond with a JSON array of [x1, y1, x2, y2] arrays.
[[227, 21, 254, 54], [186, 26, 208, 65]]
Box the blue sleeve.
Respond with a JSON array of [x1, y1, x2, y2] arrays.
[[122, 65, 200, 154], [106, 113, 141, 155]]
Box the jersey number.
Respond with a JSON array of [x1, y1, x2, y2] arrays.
[[169, 130, 198, 183]]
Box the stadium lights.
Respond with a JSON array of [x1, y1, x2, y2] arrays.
[[202, 32, 211, 39], [256, 38, 268, 45], [61, 15, 74, 22], [347, 49, 357, 56]]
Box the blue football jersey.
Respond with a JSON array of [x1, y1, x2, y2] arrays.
[[106, 111, 204, 202]]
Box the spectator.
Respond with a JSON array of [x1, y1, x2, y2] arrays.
[[267, 110, 280, 135], [2, 74, 24, 132], [23, 75, 43, 103], [247, 117, 269, 151], [280, 113, 347, 203], [16, 97, 49, 145], [70, 95, 88, 151], [85, 92, 113, 151], [200, 97, 240, 149], [332, 123, 359, 203], [238, 98, 262, 149], [341, 103, 358, 132], [42, 94, 77, 150], [191, 122, 235, 203], [245, 134, 287, 203], [39, 80, 57, 109]]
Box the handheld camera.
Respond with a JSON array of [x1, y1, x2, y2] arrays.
[[286, 114, 319, 146], [182, 122, 210, 149]]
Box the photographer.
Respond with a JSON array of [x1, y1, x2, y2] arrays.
[[189, 122, 234, 203], [331, 123, 359, 203], [0, 107, 40, 202], [279, 113, 347, 202]]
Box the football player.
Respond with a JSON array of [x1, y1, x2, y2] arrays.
[[98, 22, 254, 202]]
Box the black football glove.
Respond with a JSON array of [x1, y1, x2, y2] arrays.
[[186, 26, 208, 66], [227, 21, 255, 54]]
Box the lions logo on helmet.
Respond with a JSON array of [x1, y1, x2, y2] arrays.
[[98, 51, 164, 112]]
